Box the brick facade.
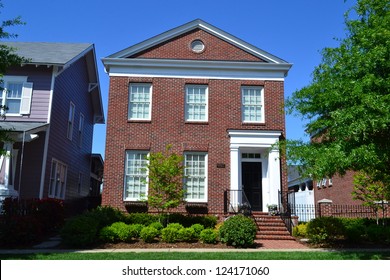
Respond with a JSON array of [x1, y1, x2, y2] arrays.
[[102, 20, 291, 216]]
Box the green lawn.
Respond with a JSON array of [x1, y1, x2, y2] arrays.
[[1, 250, 390, 260]]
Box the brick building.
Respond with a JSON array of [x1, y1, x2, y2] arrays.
[[101, 19, 292, 216]]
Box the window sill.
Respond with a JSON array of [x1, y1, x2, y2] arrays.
[[127, 120, 152, 124], [242, 122, 266, 126], [185, 121, 209, 125]]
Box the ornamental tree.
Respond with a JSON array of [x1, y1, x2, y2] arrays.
[[285, 0, 390, 193], [143, 145, 186, 217]]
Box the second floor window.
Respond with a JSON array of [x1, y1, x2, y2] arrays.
[[67, 102, 75, 140], [0, 76, 33, 115], [241, 86, 264, 123], [185, 85, 208, 122], [128, 84, 152, 120]]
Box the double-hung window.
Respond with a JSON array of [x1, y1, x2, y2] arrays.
[[128, 84, 152, 120], [124, 151, 149, 201], [48, 159, 67, 199], [184, 152, 207, 202], [241, 86, 264, 123], [67, 102, 75, 140], [185, 85, 208, 122], [0, 76, 33, 115]]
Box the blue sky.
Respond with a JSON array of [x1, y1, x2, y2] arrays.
[[2, 0, 356, 158]]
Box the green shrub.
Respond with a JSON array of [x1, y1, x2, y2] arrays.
[[292, 223, 308, 238], [85, 206, 126, 229], [160, 214, 217, 228], [219, 215, 257, 248], [128, 224, 144, 239], [99, 225, 117, 243], [109, 222, 132, 242], [140, 226, 159, 243], [161, 223, 184, 243], [199, 229, 218, 244], [339, 218, 367, 243], [178, 227, 196, 242], [149, 221, 164, 233], [190, 224, 205, 238], [306, 217, 346, 244], [366, 224, 390, 244], [61, 215, 100, 247], [125, 213, 158, 226]]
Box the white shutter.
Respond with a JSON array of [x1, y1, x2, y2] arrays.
[[20, 82, 33, 115]]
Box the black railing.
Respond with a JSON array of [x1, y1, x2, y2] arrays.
[[278, 190, 293, 233], [224, 190, 252, 216]]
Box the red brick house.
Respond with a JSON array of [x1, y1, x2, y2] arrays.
[[101, 19, 292, 216]]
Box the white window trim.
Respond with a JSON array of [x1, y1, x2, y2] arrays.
[[128, 83, 152, 121], [48, 158, 67, 199], [184, 152, 208, 203], [1, 75, 30, 116], [78, 113, 84, 147], [185, 84, 208, 122], [123, 150, 149, 201], [67, 102, 75, 140], [241, 86, 265, 123]]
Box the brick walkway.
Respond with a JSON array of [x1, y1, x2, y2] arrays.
[[256, 239, 309, 249]]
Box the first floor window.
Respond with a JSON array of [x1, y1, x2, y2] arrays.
[[184, 152, 207, 202], [241, 86, 264, 123], [124, 151, 149, 200], [49, 159, 67, 199]]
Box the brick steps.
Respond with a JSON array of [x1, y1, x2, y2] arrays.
[[252, 211, 295, 241]]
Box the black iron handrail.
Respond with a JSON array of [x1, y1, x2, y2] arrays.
[[224, 190, 252, 216]]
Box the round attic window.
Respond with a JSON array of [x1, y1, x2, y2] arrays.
[[190, 40, 205, 53]]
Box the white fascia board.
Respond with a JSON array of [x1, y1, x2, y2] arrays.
[[103, 58, 291, 80], [228, 130, 282, 148]]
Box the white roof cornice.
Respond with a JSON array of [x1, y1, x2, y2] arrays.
[[106, 19, 289, 64]]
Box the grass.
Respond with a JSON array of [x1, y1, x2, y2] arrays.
[[1, 250, 390, 260]]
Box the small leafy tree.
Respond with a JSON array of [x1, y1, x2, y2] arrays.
[[143, 145, 186, 218], [352, 170, 390, 225]]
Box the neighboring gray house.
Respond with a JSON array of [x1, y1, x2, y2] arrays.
[[0, 42, 104, 210]]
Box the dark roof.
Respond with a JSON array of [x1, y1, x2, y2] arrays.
[[1, 42, 93, 66]]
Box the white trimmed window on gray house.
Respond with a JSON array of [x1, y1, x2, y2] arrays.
[[78, 113, 84, 147], [0, 76, 33, 115], [184, 152, 208, 202], [241, 86, 264, 123], [49, 159, 67, 199], [185, 85, 208, 122], [124, 150, 149, 201], [67, 102, 75, 140], [128, 83, 152, 120]]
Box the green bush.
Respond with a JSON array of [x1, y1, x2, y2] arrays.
[[178, 227, 196, 242], [219, 215, 257, 248], [190, 224, 205, 238], [125, 213, 158, 226], [292, 223, 308, 238], [161, 223, 184, 243], [200, 228, 218, 244], [306, 217, 346, 244], [85, 206, 126, 229], [160, 214, 217, 228], [149, 222, 164, 233], [109, 222, 132, 242], [61, 215, 100, 247], [99, 225, 117, 243], [128, 224, 144, 239], [339, 218, 367, 243], [140, 226, 159, 243], [366, 224, 390, 244]]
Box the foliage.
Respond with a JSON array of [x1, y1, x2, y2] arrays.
[[285, 0, 390, 193], [0, 215, 42, 247], [125, 213, 158, 226], [306, 217, 346, 244], [161, 213, 217, 228], [140, 226, 159, 243], [149, 221, 163, 233], [60, 215, 100, 247], [219, 215, 257, 248], [84, 206, 126, 229], [352, 171, 390, 214], [190, 223, 205, 238], [143, 145, 186, 215], [199, 228, 218, 244], [128, 224, 144, 238], [292, 223, 308, 238], [178, 227, 196, 242], [99, 225, 117, 243], [161, 223, 184, 243]]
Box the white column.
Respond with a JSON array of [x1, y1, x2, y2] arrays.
[[230, 146, 240, 211], [0, 142, 19, 206], [267, 148, 280, 208]]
